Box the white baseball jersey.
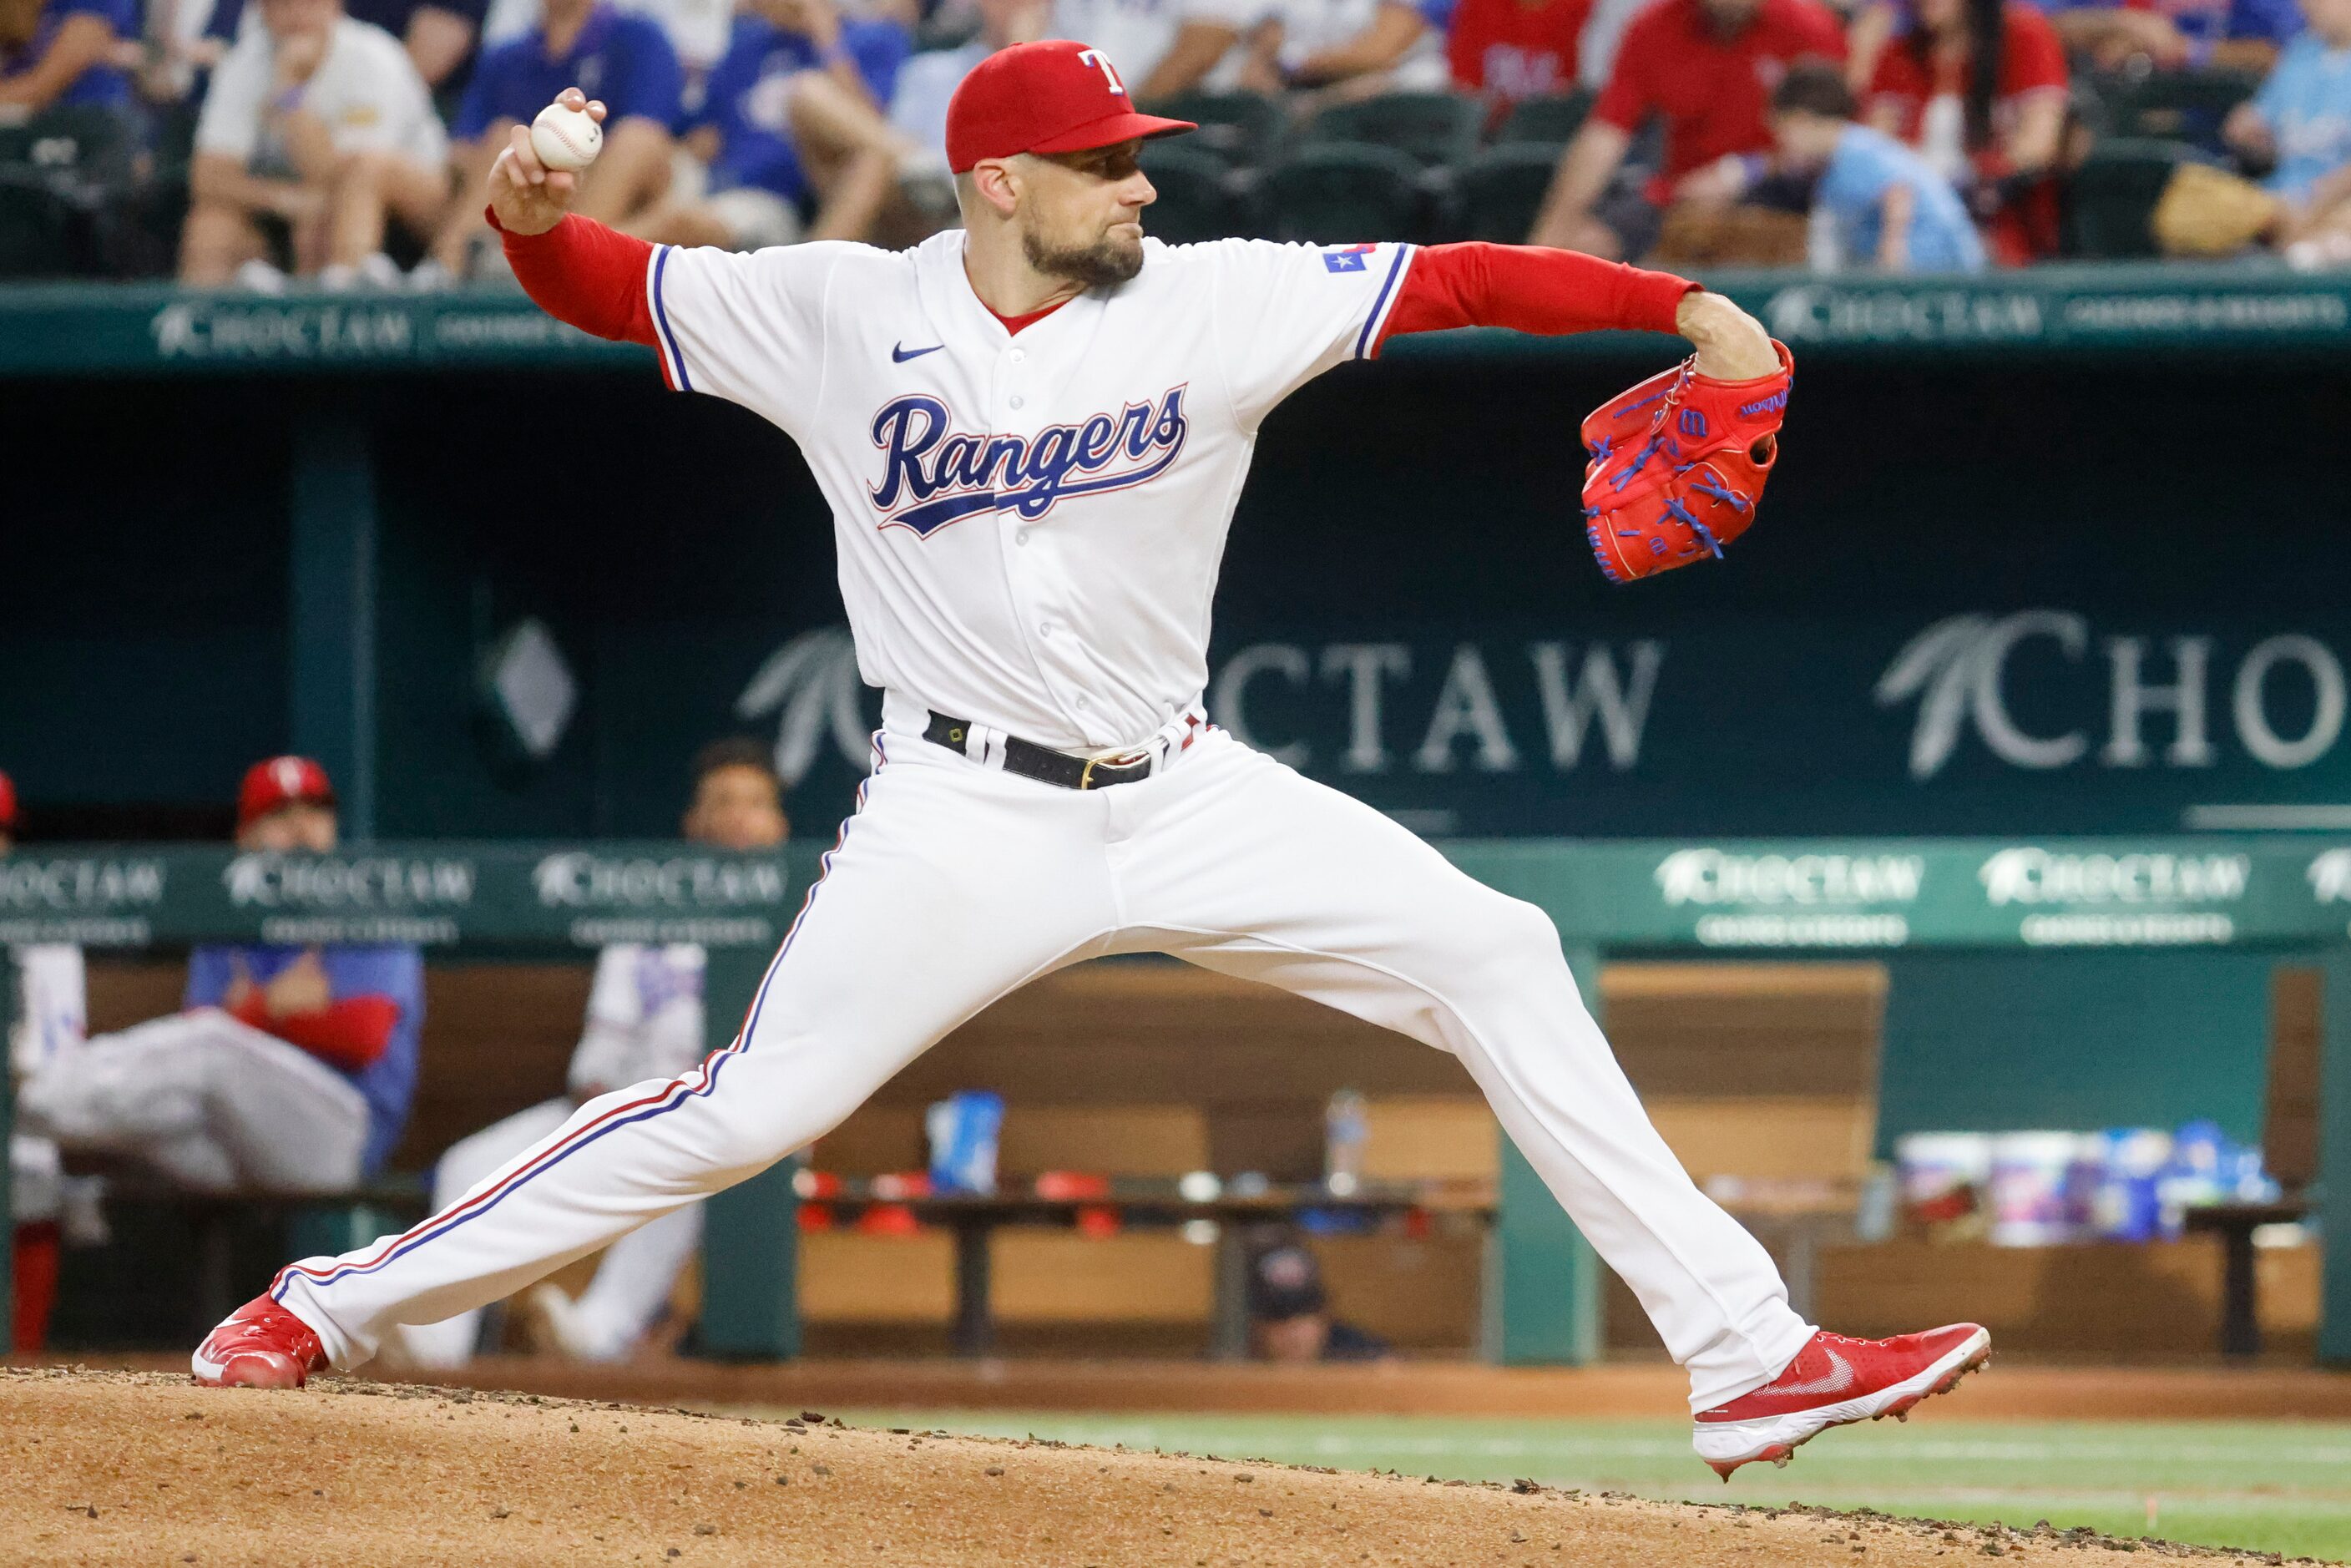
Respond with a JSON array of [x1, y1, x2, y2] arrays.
[[8, 943, 86, 1078], [564, 942, 707, 1097], [645, 230, 1418, 753]]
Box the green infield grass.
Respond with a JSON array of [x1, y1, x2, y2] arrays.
[[796, 1410, 2351, 1561]]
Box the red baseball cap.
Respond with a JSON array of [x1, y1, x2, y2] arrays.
[[945, 39, 1195, 174], [0, 769, 17, 835], [238, 756, 336, 828]]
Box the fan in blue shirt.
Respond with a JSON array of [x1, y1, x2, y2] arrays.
[[0, 0, 138, 114], [2226, 0, 2351, 214], [428, 0, 682, 276], [635, 0, 913, 249], [1772, 61, 1986, 272]]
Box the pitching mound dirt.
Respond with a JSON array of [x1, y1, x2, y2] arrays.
[[0, 1368, 2299, 1566]]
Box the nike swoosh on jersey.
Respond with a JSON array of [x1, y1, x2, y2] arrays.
[[892, 342, 945, 362], [1772, 1348, 1858, 1397]]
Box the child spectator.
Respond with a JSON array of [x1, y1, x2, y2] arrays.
[[427, 0, 678, 279], [0, 0, 138, 115], [2042, 0, 2302, 73], [1441, 0, 1595, 124], [1528, 0, 1845, 257], [2224, 0, 2351, 260], [1773, 59, 1984, 269], [630, 0, 911, 246], [1864, 0, 2065, 264], [18, 757, 426, 1196], [182, 0, 451, 289]]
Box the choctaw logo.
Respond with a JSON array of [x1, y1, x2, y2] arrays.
[[868, 387, 1190, 538]]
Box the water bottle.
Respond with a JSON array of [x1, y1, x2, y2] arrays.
[[1325, 1087, 1368, 1196]]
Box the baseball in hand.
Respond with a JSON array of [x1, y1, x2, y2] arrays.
[[530, 102, 603, 172]]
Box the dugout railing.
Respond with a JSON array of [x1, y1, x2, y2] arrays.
[[5, 834, 2349, 1365]]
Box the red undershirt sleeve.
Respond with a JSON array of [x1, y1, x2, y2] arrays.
[[490, 207, 660, 347], [1373, 243, 1696, 352], [230, 994, 402, 1073]]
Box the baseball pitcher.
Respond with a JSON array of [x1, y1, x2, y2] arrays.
[[195, 41, 1986, 1477]]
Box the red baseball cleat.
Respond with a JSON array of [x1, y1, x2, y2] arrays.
[[1692, 1323, 1990, 1479], [190, 1294, 328, 1389]]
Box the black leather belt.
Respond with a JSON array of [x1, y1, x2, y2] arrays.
[[923, 711, 1155, 791]]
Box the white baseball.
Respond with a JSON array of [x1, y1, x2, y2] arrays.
[[530, 103, 602, 172]]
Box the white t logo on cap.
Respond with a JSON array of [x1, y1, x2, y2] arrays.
[[1077, 48, 1128, 97]]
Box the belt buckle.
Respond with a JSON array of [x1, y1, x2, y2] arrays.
[[1079, 751, 1145, 790]]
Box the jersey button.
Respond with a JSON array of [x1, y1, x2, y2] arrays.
[[1038, 621, 1055, 638], [1009, 395, 1025, 409], [1015, 529, 1031, 546], [1009, 349, 1026, 363]]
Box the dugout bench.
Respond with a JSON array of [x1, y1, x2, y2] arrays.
[[5, 834, 2351, 1365]]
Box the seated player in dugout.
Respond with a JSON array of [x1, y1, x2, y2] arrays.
[[180, 0, 454, 289], [196, 44, 1989, 1484], [390, 740, 789, 1368], [429, 0, 680, 279], [18, 757, 425, 1196], [1246, 1234, 1391, 1363], [629, 0, 918, 250]]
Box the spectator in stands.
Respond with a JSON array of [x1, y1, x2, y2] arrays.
[[392, 740, 790, 1368], [181, 0, 453, 289], [1044, 0, 1254, 102], [18, 757, 425, 1198], [1863, 0, 2065, 264], [427, 0, 679, 280], [0, 0, 138, 116], [2042, 0, 2301, 73], [1140, 0, 1448, 104], [4, 771, 97, 1356], [2225, 0, 2351, 262], [629, 0, 912, 248], [1527, 0, 1844, 258], [889, 0, 1044, 170], [1441, 0, 1595, 125], [199, 0, 492, 92], [1772, 60, 1984, 269]]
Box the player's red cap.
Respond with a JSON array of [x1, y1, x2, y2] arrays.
[[0, 769, 18, 835], [944, 40, 1195, 174], [238, 755, 336, 828]]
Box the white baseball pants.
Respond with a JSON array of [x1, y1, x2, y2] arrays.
[[394, 1096, 702, 1367], [272, 726, 1812, 1409], [21, 1009, 367, 1193]]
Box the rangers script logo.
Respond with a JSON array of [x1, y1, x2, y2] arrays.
[[868, 387, 1190, 538]]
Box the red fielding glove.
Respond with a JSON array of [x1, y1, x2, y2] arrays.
[[1580, 341, 1794, 584]]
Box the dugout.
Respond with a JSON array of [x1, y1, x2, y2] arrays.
[[5, 261, 2351, 1362]]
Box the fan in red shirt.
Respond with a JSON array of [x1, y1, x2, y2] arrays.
[[1443, 0, 1595, 126], [1865, 0, 2069, 264], [1529, 0, 1845, 257]]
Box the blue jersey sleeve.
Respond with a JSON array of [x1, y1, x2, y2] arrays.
[[844, 18, 912, 105], [608, 16, 684, 129], [2227, 0, 2302, 45], [183, 944, 236, 1009]]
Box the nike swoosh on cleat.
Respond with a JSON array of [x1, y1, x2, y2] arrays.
[[1772, 1348, 1857, 1396], [892, 342, 944, 362]]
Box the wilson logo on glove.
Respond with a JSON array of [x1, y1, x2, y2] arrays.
[[1580, 341, 1793, 584]]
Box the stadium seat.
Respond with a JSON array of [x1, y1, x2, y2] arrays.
[[1456, 143, 1563, 242], [2087, 68, 2263, 155], [1145, 89, 1285, 169], [1139, 141, 1250, 243], [0, 180, 80, 279], [1259, 143, 1428, 244], [2066, 137, 2204, 259], [1494, 89, 1593, 151], [1302, 91, 1481, 168]]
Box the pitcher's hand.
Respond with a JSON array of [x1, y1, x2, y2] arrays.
[[488, 88, 607, 236]]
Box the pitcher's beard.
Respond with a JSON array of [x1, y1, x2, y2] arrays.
[[1022, 223, 1145, 288]]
